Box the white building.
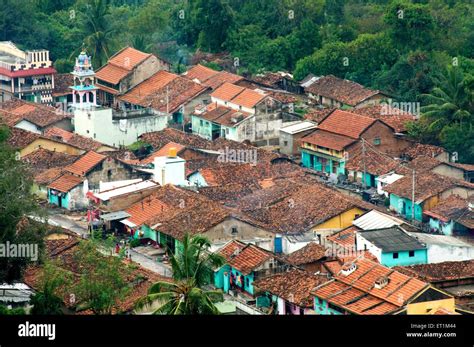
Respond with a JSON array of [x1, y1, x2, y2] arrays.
[[408, 232, 474, 263]]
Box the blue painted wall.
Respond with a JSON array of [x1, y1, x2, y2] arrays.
[[48, 190, 70, 209], [301, 150, 345, 174], [314, 297, 344, 315], [389, 194, 423, 221], [380, 249, 428, 267]]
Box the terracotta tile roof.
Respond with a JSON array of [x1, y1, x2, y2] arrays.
[[384, 172, 471, 203], [140, 128, 212, 150], [394, 260, 474, 282], [43, 127, 109, 151], [6, 127, 40, 149], [211, 82, 245, 102], [185, 65, 244, 90], [64, 151, 107, 176], [33, 167, 64, 185], [303, 108, 335, 124], [125, 194, 175, 227], [218, 241, 273, 275], [48, 173, 84, 192], [22, 148, 78, 175], [305, 75, 382, 106], [108, 47, 151, 70], [140, 142, 186, 164], [231, 88, 267, 109], [0, 98, 70, 128], [300, 129, 356, 151], [318, 109, 377, 139], [314, 257, 429, 314], [351, 105, 416, 133], [139, 128, 279, 163], [406, 155, 442, 173], [450, 162, 474, 171], [52, 73, 73, 97], [268, 91, 299, 104], [423, 195, 474, 228], [402, 143, 447, 160], [119, 70, 207, 113], [238, 180, 371, 233], [253, 269, 330, 307], [205, 71, 244, 90], [185, 64, 219, 82], [96, 47, 151, 85], [345, 141, 402, 176], [124, 186, 235, 241], [285, 242, 327, 266], [432, 307, 460, 315], [252, 72, 289, 88], [197, 105, 252, 127], [327, 225, 360, 249], [217, 239, 246, 260]]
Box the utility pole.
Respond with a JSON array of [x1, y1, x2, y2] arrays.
[[411, 169, 416, 221], [361, 138, 367, 189]]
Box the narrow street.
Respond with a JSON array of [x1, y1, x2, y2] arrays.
[[34, 209, 172, 277]]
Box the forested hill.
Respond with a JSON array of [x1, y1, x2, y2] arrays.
[[1, 0, 473, 162]]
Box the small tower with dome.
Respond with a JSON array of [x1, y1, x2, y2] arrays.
[[70, 49, 97, 108]]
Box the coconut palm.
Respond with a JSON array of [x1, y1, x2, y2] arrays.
[[136, 279, 223, 315], [420, 67, 473, 131], [135, 234, 225, 314], [70, 0, 114, 68]]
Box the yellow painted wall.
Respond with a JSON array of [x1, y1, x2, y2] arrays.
[[19, 139, 85, 157], [313, 207, 365, 230], [424, 195, 439, 211], [407, 298, 455, 315]]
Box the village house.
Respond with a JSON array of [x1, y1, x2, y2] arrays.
[[120, 185, 274, 253], [312, 257, 456, 315], [52, 73, 73, 105], [0, 98, 72, 134], [303, 75, 387, 109], [43, 126, 116, 153], [251, 71, 303, 94], [95, 46, 170, 107], [407, 232, 474, 263], [394, 260, 474, 313], [22, 148, 78, 198], [299, 109, 411, 176], [214, 240, 289, 297], [253, 269, 328, 315], [401, 142, 451, 163], [423, 195, 474, 236], [351, 104, 417, 135], [6, 127, 88, 157], [183, 63, 243, 91], [231, 179, 372, 248], [355, 226, 428, 267], [47, 151, 139, 209], [406, 155, 474, 183], [278, 120, 317, 157], [71, 52, 193, 147], [0, 41, 56, 104], [284, 242, 328, 273], [192, 82, 284, 146], [384, 172, 474, 222]]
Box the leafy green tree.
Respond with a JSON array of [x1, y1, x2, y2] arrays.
[[384, 1, 435, 50], [31, 261, 72, 315], [135, 234, 225, 314], [72, 241, 130, 314], [0, 126, 46, 283]]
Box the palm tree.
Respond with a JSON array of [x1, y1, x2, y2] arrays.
[[71, 0, 114, 67], [135, 234, 225, 314], [420, 67, 473, 131], [136, 279, 223, 315]]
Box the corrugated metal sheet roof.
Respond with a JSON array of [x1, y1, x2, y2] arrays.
[[353, 210, 404, 230]]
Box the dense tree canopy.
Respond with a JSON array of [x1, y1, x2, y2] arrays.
[[0, 0, 473, 161]]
